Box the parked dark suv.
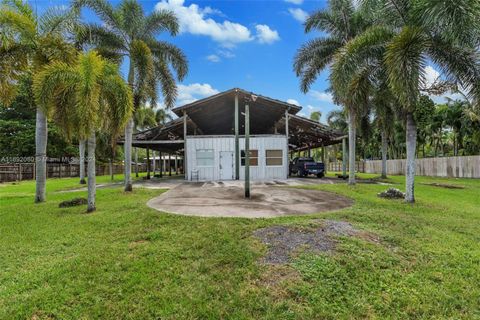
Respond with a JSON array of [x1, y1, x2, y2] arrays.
[[289, 157, 325, 178]]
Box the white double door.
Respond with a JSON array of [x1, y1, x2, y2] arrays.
[[219, 151, 234, 180]]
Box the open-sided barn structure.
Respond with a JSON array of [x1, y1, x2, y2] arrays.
[[127, 88, 345, 181]]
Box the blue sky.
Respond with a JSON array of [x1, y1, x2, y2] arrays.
[[31, 0, 455, 121], [31, 0, 338, 121]]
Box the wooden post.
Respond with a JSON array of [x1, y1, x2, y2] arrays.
[[163, 156, 166, 177], [175, 154, 178, 174], [59, 164, 62, 178], [321, 143, 325, 164], [146, 147, 151, 179], [234, 92, 240, 180], [18, 163, 22, 181], [325, 146, 328, 174], [159, 152, 163, 178], [152, 150, 156, 175], [169, 153, 172, 176], [245, 103, 250, 198], [183, 110, 187, 180], [342, 138, 347, 178], [285, 109, 289, 178]]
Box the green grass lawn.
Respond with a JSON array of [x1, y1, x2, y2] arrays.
[[1, 174, 479, 319]]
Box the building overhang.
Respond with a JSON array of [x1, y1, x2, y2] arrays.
[[122, 88, 346, 152]]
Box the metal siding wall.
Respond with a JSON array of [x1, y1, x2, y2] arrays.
[[187, 135, 287, 181], [239, 136, 287, 180], [187, 137, 234, 181]]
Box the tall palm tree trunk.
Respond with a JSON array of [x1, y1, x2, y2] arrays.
[[134, 147, 139, 177], [348, 106, 356, 185], [87, 132, 96, 213], [405, 112, 417, 203], [381, 129, 388, 179], [79, 140, 86, 184], [124, 62, 135, 191], [35, 108, 47, 203]]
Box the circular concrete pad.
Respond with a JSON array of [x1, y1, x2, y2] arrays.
[[147, 182, 353, 218]]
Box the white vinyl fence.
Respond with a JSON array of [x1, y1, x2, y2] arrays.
[[363, 155, 480, 178]]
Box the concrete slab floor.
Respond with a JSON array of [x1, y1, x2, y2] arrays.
[[147, 180, 353, 218]]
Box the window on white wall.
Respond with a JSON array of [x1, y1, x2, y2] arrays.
[[266, 150, 283, 166], [241, 150, 258, 166], [196, 149, 214, 166]]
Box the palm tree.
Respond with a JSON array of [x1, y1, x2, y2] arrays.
[[0, 1, 79, 202], [73, 0, 188, 192], [372, 90, 395, 179], [294, 0, 373, 185], [33, 51, 133, 212], [133, 106, 157, 177], [309, 111, 322, 122], [78, 140, 86, 184], [327, 0, 480, 202], [155, 108, 173, 125]]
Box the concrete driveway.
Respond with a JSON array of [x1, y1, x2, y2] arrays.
[[147, 180, 353, 218]]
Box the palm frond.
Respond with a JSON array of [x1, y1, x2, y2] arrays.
[[142, 9, 179, 37], [99, 73, 133, 138], [72, 0, 123, 36], [154, 60, 177, 109], [0, 5, 36, 42], [75, 23, 127, 52], [119, 0, 144, 38], [2, 0, 34, 21], [330, 25, 393, 96], [427, 36, 480, 107], [0, 42, 30, 105], [304, 10, 336, 33], [32, 60, 79, 116], [413, 0, 480, 45], [147, 39, 188, 80], [293, 38, 342, 93], [385, 26, 427, 111], [130, 39, 155, 105], [38, 5, 79, 38]]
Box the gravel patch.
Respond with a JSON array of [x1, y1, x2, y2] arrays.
[[254, 220, 376, 264]]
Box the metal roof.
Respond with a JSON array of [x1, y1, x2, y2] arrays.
[[124, 89, 345, 151]]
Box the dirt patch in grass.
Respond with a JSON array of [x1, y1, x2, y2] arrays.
[[255, 265, 303, 300], [423, 182, 465, 189], [254, 220, 379, 264]]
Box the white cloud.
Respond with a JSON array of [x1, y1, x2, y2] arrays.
[[177, 83, 219, 105], [424, 65, 440, 88], [206, 54, 220, 62], [218, 49, 235, 58], [287, 99, 300, 106], [284, 0, 303, 4], [288, 8, 308, 22], [155, 0, 252, 46], [255, 24, 280, 44], [310, 90, 334, 103], [306, 105, 315, 111]]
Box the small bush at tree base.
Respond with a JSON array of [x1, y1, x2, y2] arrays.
[[377, 188, 405, 199], [59, 198, 87, 208]]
